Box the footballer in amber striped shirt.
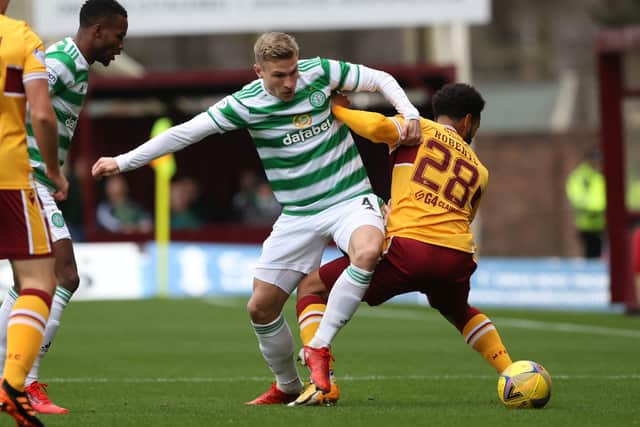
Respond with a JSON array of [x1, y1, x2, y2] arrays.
[[0, 0, 127, 417], [0, 3, 66, 425], [293, 84, 513, 406]]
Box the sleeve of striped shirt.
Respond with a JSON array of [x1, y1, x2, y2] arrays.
[[321, 58, 418, 120], [21, 23, 47, 83], [206, 95, 251, 131], [354, 65, 420, 121], [46, 53, 74, 96], [321, 58, 361, 92], [115, 112, 218, 172]]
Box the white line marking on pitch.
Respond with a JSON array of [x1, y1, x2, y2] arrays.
[[356, 307, 640, 338], [202, 298, 640, 339], [201, 297, 244, 308], [493, 317, 640, 338], [43, 374, 640, 383]]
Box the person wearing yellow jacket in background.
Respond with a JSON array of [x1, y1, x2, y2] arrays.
[[566, 150, 606, 258]]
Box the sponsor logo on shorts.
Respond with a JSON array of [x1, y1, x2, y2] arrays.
[[51, 212, 65, 228], [309, 90, 326, 108]]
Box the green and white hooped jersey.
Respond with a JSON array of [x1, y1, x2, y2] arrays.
[[207, 57, 373, 216], [26, 37, 89, 190]]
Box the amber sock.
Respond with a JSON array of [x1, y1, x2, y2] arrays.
[[296, 295, 327, 345], [4, 289, 51, 391], [462, 313, 512, 373], [296, 295, 336, 378]]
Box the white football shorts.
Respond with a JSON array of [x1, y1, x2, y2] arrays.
[[254, 193, 384, 294], [35, 180, 71, 242]]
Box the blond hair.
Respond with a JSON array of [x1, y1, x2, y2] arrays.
[[254, 32, 299, 65]]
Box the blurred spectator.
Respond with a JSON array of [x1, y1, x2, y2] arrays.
[[97, 175, 153, 233], [171, 176, 204, 230], [232, 169, 281, 226], [253, 180, 281, 223], [627, 177, 640, 230], [566, 149, 606, 258], [628, 175, 640, 212]]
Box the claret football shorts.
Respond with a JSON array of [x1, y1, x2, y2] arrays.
[[0, 188, 53, 259], [319, 236, 477, 307]]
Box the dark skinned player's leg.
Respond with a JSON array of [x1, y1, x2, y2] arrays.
[[295, 263, 340, 405], [424, 249, 512, 374], [293, 248, 413, 406], [30, 238, 79, 379], [303, 239, 512, 379]]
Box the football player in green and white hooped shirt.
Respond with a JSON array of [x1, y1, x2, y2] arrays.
[[0, 0, 128, 415], [92, 31, 423, 405]]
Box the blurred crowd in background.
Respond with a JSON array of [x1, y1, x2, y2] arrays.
[[9, 0, 640, 258]]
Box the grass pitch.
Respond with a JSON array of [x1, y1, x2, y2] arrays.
[[24, 298, 640, 427]]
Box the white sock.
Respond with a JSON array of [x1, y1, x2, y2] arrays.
[[252, 314, 302, 394], [309, 264, 372, 348], [26, 286, 73, 386], [0, 287, 19, 377]]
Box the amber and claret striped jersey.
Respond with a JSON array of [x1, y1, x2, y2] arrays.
[[0, 15, 48, 189], [332, 105, 488, 254]]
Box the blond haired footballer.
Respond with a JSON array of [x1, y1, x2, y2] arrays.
[[92, 32, 422, 405]]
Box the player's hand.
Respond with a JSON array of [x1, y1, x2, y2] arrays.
[[382, 200, 391, 226], [47, 168, 69, 201], [400, 119, 422, 145], [91, 157, 120, 178], [331, 92, 351, 109]]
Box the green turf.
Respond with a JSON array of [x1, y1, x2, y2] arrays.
[[22, 298, 640, 427]]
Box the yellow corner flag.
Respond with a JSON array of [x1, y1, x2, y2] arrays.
[[149, 117, 176, 297], [149, 117, 176, 180]]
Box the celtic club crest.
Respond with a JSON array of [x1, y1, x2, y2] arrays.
[[309, 90, 326, 108]]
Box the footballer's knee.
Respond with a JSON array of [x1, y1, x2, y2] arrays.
[[247, 277, 290, 324], [350, 244, 381, 271], [57, 262, 80, 293], [54, 240, 80, 293], [349, 226, 384, 270], [247, 295, 281, 324]]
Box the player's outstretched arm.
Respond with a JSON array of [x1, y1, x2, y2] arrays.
[[96, 112, 218, 176]]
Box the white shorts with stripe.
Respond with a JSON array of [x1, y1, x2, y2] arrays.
[[255, 193, 384, 294], [35, 180, 70, 242]]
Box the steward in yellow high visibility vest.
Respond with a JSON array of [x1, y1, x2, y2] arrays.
[[566, 158, 606, 258]]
